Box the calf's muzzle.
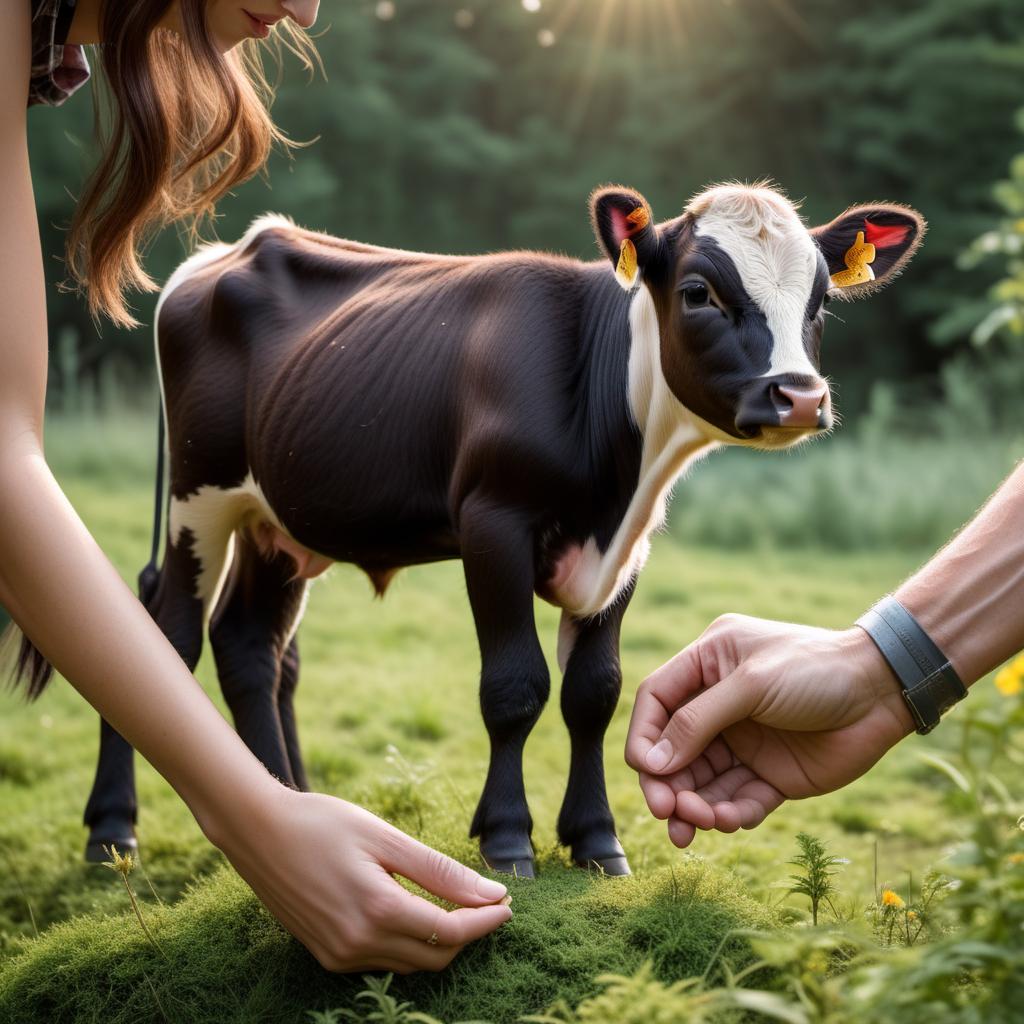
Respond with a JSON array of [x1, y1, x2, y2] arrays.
[[734, 374, 832, 437]]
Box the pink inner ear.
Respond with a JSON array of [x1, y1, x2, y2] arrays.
[[864, 219, 911, 249], [609, 206, 629, 246]]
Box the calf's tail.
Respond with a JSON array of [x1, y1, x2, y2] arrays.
[[0, 625, 54, 700], [3, 401, 167, 700]]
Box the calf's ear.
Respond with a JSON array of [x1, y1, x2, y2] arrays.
[[590, 186, 661, 290], [811, 203, 926, 299]]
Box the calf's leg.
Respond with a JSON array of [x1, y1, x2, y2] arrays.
[[461, 498, 549, 878], [209, 533, 308, 787], [556, 583, 633, 875], [83, 532, 205, 862]]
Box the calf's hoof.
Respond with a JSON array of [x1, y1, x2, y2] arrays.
[[84, 831, 138, 865], [484, 855, 536, 879], [479, 835, 535, 879], [575, 853, 631, 876], [571, 834, 630, 876]]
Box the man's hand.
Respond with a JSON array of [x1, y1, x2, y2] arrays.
[[624, 614, 915, 848]]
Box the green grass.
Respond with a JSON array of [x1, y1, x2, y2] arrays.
[[0, 860, 777, 1024], [0, 413, 1017, 1021]]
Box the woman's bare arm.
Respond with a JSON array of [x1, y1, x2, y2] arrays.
[[1, 6, 509, 970]]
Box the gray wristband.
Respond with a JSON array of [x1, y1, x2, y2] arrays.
[[855, 596, 967, 735]]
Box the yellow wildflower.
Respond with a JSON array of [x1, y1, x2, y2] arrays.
[[906, 910, 918, 921], [881, 889, 904, 908], [994, 662, 1023, 697], [101, 843, 135, 875], [1008, 853, 1024, 866]]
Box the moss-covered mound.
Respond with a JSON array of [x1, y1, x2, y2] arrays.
[[0, 858, 776, 1024]]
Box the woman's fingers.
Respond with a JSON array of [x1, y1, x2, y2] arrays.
[[388, 884, 512, 947], [374, 935, 463, 973], [379, 829, 508, 907]]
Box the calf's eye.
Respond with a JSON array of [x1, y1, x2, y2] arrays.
[[683, 283, 710, 308]]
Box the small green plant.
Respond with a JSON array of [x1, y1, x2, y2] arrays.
[[523, 961, 756, 1024], [308, 973, 484, 1024], [866, 871, 948, 947], [102, 844, 165, 958], [787, 832, 845, 925]]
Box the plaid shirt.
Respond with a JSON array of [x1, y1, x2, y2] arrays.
[[29, 0, 90, 107]]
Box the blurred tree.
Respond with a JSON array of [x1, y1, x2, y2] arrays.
[[934, 107, 1024, 433], [25, 0, 1024, 418], [966, 109, 1024, 346]]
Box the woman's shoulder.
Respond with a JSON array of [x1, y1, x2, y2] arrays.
[[29, 0, 90, 108]]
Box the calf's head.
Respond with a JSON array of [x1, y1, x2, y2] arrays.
[[591, 182, 925, 448]]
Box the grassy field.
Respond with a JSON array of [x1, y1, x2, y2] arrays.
[[0, 415, 1018, 1021]]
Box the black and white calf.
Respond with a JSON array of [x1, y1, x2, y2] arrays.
[[79, 183, 924, 875]]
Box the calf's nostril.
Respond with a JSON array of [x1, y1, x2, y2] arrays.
[[774, 383, 828, 427], [770, 383, 793, 415]]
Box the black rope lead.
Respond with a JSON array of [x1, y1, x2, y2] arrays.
[[137, 398, 165, 606]]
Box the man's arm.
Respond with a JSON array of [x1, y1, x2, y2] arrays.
[[624, 462, 1024, 848], [897, 461, 1024, 682]]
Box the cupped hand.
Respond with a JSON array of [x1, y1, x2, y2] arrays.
[[624, 614, 915, 848], [212, 787, 512, 973]]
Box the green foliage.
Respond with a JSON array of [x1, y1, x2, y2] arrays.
[[522, 963, 742, 1024], [933, 105, 1024, 429], [963, 109, 1024, 346], [787, 833, 844, 926], [307, 973, 483, 1024]]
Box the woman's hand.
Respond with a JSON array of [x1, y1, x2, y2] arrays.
[[209, 786, 512, 973], [624, 614, 915, 848]]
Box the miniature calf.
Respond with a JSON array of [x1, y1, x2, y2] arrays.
[[75, 182, 924, 875]]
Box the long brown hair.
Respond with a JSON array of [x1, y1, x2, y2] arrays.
[[4, 1, 319, 699], [66, 0, 318, 327]]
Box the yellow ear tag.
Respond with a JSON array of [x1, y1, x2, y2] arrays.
[[616, 238, 638, 287], [831, 230, 877, 288], [626, 205, 650, 231]]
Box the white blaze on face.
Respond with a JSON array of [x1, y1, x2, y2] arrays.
[[689, 185, 820, 379]]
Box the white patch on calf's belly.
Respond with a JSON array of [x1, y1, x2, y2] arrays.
[[169, 471, 333, 620]]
